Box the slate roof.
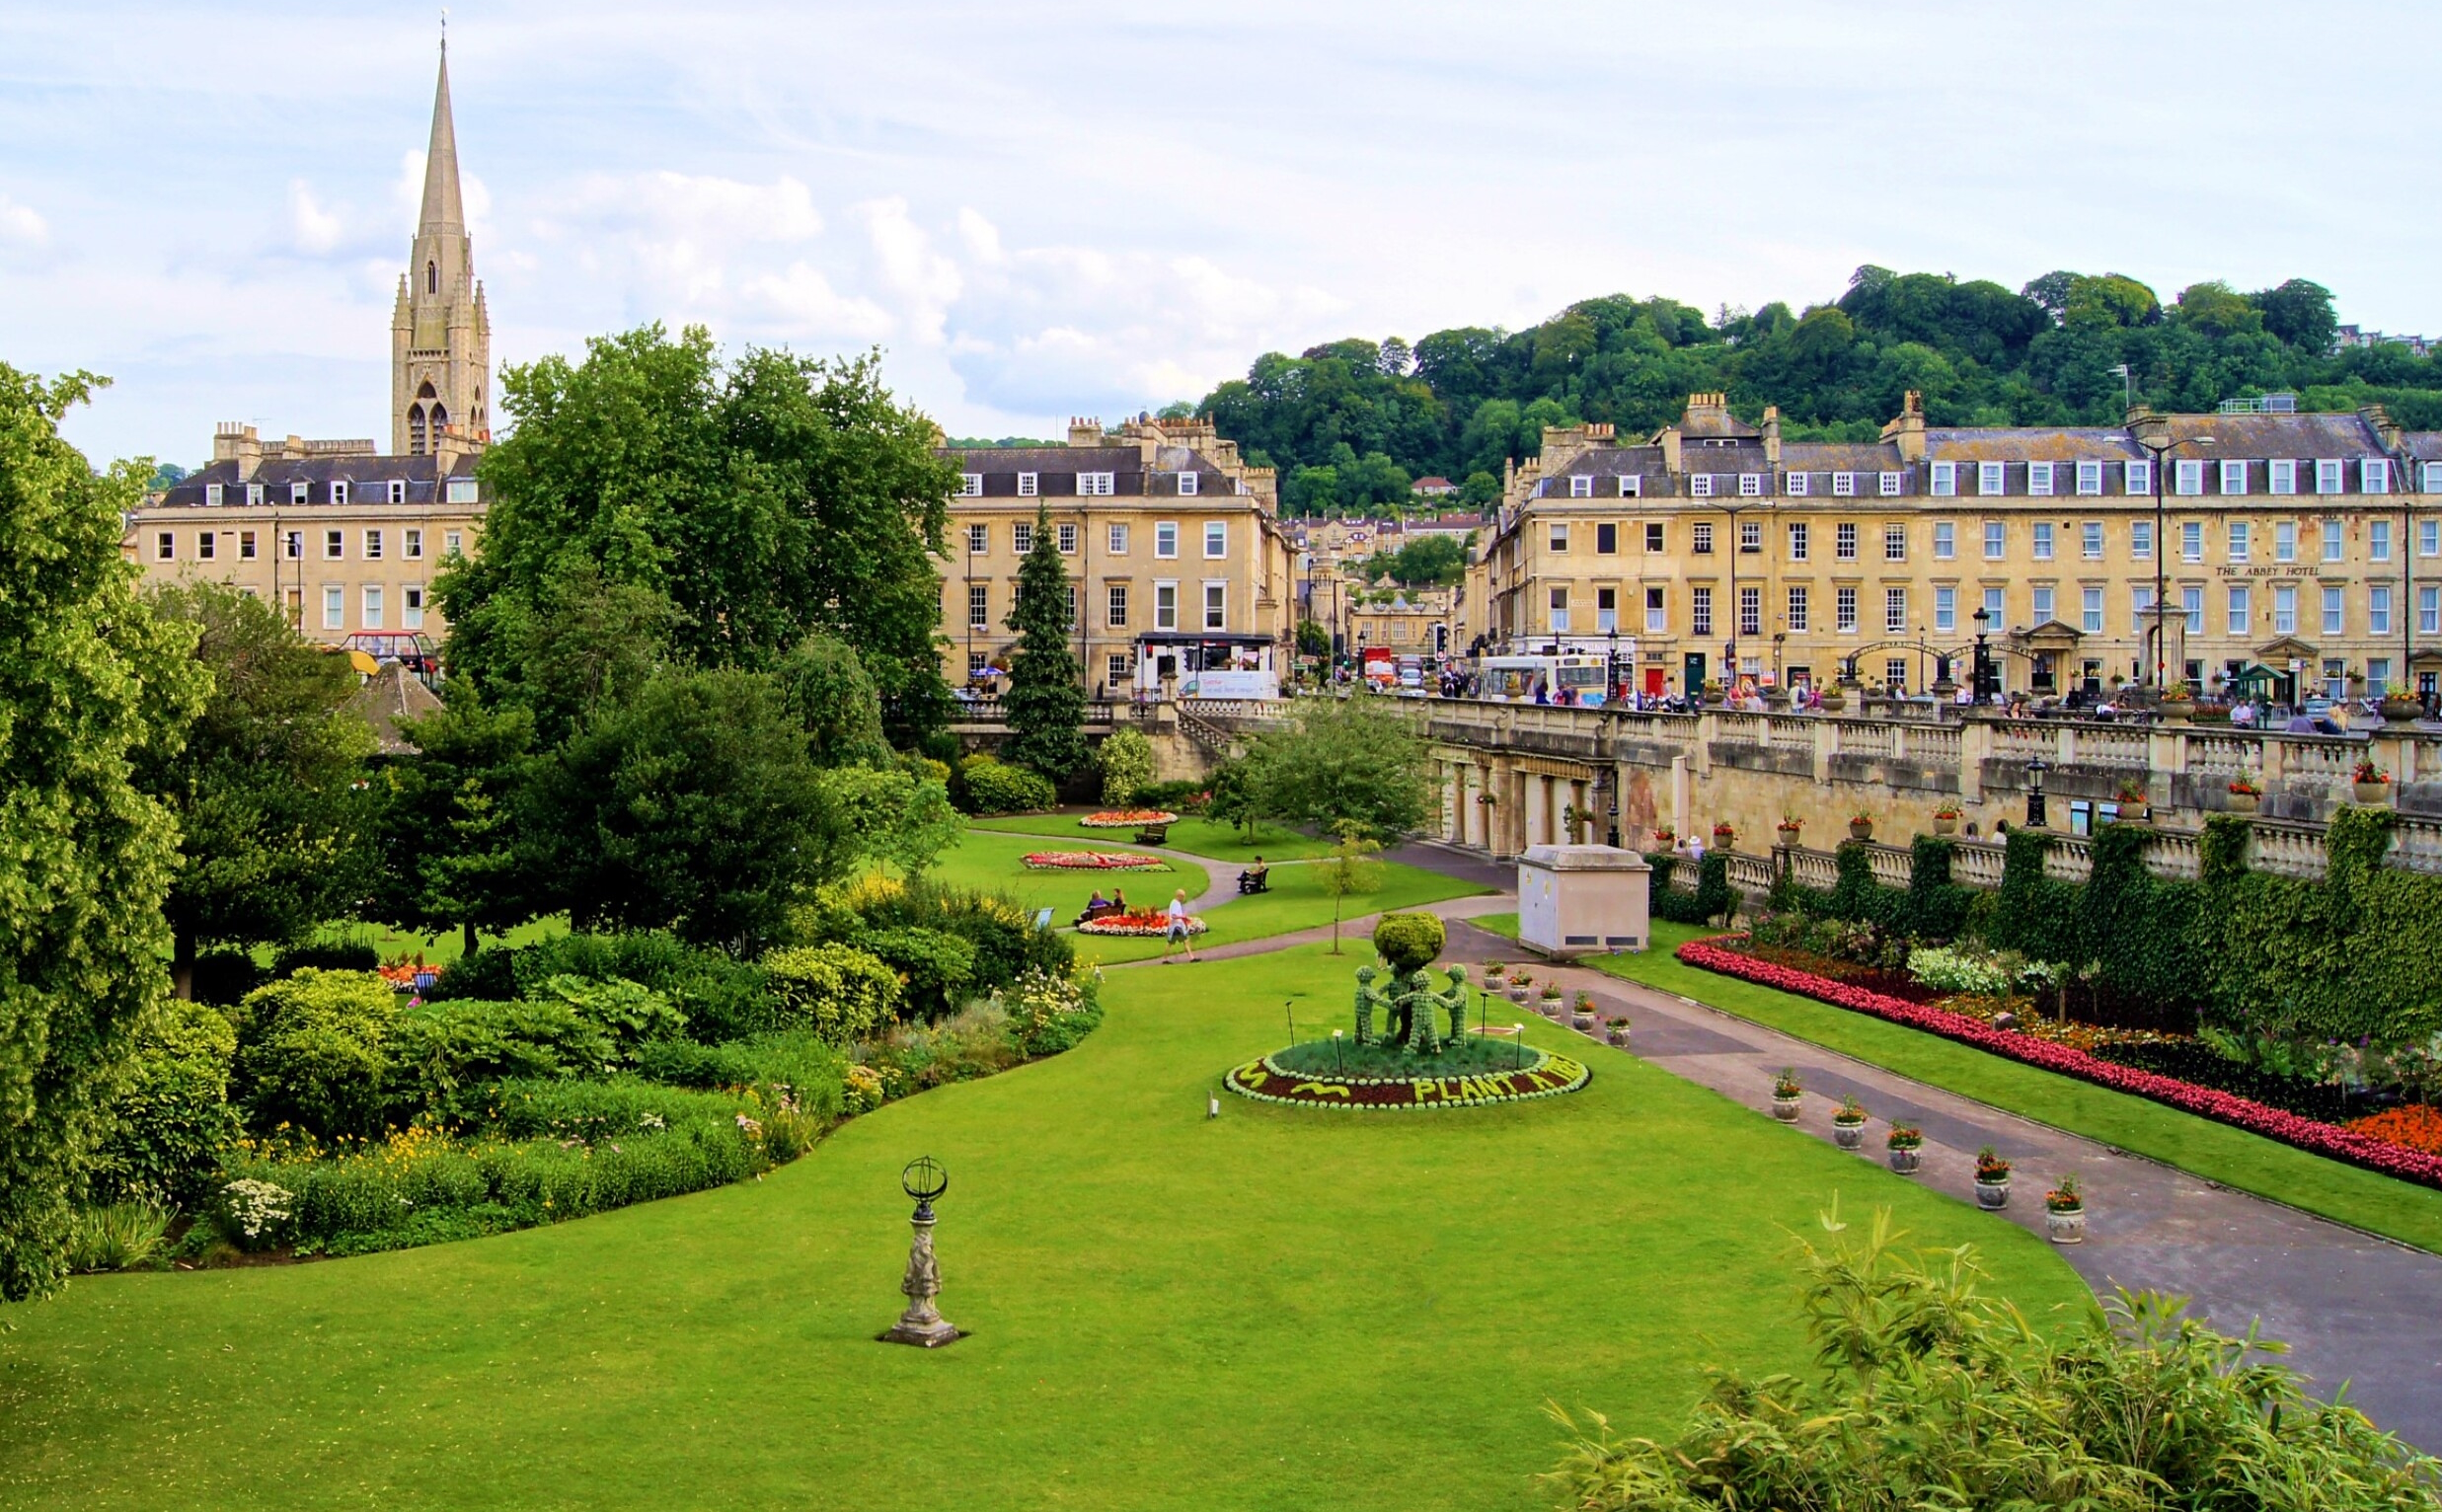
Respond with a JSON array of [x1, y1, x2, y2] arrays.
[[1779, 442, 1910, 474], [1923, 428, 2140, 464], [940, 443, 1228, 498], [157, 455, 479, 508]]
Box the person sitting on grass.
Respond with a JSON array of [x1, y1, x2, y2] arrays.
[[1161, 888, 1198, 963], [1237, 855, 1269, 894]]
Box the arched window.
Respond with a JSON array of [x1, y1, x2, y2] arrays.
[[417, 380, 436, 400], [408, 405, 427, 454], [426, 261, 437, 295], [430, 403, 449, 435]]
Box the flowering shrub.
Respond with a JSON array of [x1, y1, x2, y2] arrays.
[[998, 967, 1105, 1057], [222, 1178, 294, 1242], [1078, 809, 1180, 828], [1022, 850, 1165, 870], [1906, 945, 2015, 998], [1679, 939, 2442, 1190], [2347, 1104, 2442, 1157], [1078, 909, 1205, 937]]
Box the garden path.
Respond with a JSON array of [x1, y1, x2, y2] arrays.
[[1427, 915, 2442, 1453]]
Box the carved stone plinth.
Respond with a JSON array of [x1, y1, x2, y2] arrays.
[[878, 1211, 962, 1347]]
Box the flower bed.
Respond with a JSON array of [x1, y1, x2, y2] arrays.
[[1077, 909, 1207, 937], [1677, 938, 2442, 1191], [2348, 1104, 2442, 1158], [1022, 850, 1166, 871], [1225, 1045, 1589, 1110], [1079, 809, 1180, 828]]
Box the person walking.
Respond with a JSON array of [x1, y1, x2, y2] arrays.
[[1162, 888, 1198, 963]]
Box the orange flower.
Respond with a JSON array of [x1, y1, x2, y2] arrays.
[[2347, 1104, 2442, 1157]]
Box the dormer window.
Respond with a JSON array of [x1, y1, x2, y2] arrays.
[[2076, 461, 2102, 495], [331, 480, 349, 506], [1690, 474, 1716, 497], [1619, 475, 1641, 497], [1179, 471, 1199, 496], [2315, 459, 2343, 494], [290, 481, 310, 505], [2363, 458, 2392, 493], [2269, 459, 2298, 494], [2028, 462, 2055, 495], [957, 473, 982, 496], [1930, 462, 1956, 496], [1977, 462, 2005, 495], [247, 484, 266, 506], [1737, 472, 1762, 496], [1785, 471, 1808, 496], [1569, 475, 1592, 497], [2221, 460, 2248, 494], [1078, 471, 1115, 496], [1877, 471, 1901, 496], [445, 479, 477, 504], [386, 481, 407, 505], [1831, 472, 1856, 496], [2175, 459, 2203, 495], [1017, 472, 1038, 496], [205, 484, 224, 506], [2123, 461, 2151, 494]]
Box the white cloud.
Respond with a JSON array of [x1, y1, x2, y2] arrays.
[[855, 197, 960, 343], [0, 192, 48, 246], [741, 261, 893, 340], [287, 180, 347, 254]]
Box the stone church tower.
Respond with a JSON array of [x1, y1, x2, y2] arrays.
[[391, 39, 490, 457]]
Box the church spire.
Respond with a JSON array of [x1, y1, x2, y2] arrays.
[[417, 34, 464, 237]]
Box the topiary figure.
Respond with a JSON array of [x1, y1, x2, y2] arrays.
[[1372, 912, 1445, 976], [1353, 964, 1380, 1045], [1404, 969, 1440, 1055], [1433, 965, 1471, 1041]]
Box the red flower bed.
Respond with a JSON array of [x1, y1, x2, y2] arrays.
[[1677, 938, 2442, 1192], [1023, 850, 1165, 870], [1078, 909, 1206, 937], [1079, 809, 1180, 828]]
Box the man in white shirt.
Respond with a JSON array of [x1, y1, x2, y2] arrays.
[[1162, 889, 1198, 963]]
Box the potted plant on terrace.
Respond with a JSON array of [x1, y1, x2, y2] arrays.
[[1847, 811, 1874, 842], [1831, 1095, 1868, 1150], [1771, 1068, 1802, 1121], [1569, 989, 1598, 1032], [1973, 1146, 2012, 1210], [1931, 802, 1961, 836], [1538, 981, 1564, 1017], [2353, 760, 2393, 806], [1604, 1016, 1632, 1047], [2044, 1173, 2086, 1244], [2226, 776, 2262, 814], [1505, 970, 1533, 1006], [1885, 1122, 1924, 1174], [1483, 961, 1506, 986], [1650, 826, 1675, 849], [2114, 777, 2149, 819], [2159, 680, 2196, 721], [1776, 815, 1804, 846], [1712, 820, 1736, 852], [2380, 684, 2425, 726]]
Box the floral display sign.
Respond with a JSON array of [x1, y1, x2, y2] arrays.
[[1224, 1047, 1589, 1110], [1677, 939, 2442, 1191], [1078, 910, 1207, 937], [1079, 809, 1180, 828], [1022, 850, 1166, 870]]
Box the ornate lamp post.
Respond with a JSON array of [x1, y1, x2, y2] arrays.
[[1606, 625, 1620, 705], [879, 1156, 962, 1348], [1971, 605, 1993, 705], [2024, 755, 2049, 830]]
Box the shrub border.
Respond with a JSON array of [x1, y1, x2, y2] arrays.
[[1224, 1045, 1589, 1111], [1677, 938, 2442, 1191]]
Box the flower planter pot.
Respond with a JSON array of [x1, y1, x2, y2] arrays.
[[1605, 1027, 1632, 1047], [1771, 1094, 1801, 1122], [1832, 1121, 1866, 1150], [1570, 1011, 1597, 1031], [1848, 822, 1872, 842], [1505, 987, 1530, 1005], [1887, 1146, 1922, 1174], [2045, 1208, 2086, 1244], [1816, 693, 1847, 713], [2354, 781, 2392, 805], [1539, 998, 1564, 1018], [2227, 792, 2260, 814], [2381, 696, 2423, 727], [1776, 827, 1802, 847], [1932, 814, 1957, 836], [2159, 699, 2195, 722], [1713, 834, 1736, 853], [1974, 1178, 2011, 1210]]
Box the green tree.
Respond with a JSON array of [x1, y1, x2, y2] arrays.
[[1097, 726, 1156, 805], [0, 365, 207, 1301], [138, 581, 376, 998], [1250, 694, 1434, 843], [528, 668, 850, 952], [368, 694, 538, 958], [1001, 502, 1088, 780], [772, 632, 892, 768], [1318, 824, 1386, 954], [437, 326, 960, 747], [817, 764, 960, 878], [1295, 619, 1331, 658]]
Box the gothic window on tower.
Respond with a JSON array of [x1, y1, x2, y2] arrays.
[[408, 406, 426, 454], [431, 403, 449, 436], [427, 261, 437, 294]]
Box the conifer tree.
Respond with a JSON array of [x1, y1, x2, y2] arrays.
[[1001, 503, 1088, 780]]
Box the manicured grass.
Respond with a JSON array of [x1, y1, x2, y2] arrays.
[[919, 828, 1210, 918], [1470, 915, 2442, 1255], [1073, 859, 1488, 962], [0, 945, 2088, 1512], [289, 913, 568, 968], [971, 811, 1337, 863]]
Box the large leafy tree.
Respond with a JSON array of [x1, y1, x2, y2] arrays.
[[366, 694, 538, 958], [1248, 694, 1434, 843], [0, 366, 207, 1300], [138, 581, 376, 999], [525, 668, 849, 952], [1000, 503, 1088, 780], [437, 325, 959, 745]]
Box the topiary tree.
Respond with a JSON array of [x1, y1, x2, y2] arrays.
[[1372, 912, 1445, 975], [1097, 726, 1156, 806]]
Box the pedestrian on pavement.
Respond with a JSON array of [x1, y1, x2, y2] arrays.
[[1162, 888, 1198, 963]]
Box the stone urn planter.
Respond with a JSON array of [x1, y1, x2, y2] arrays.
[[2227, 789, 2260, 814], [2354, 780, 2393, 805], [1816, 691, 1848, 713], [1605, 1020, 1632, 1048], [1712, 828, 1736, 853], [1776, 824, 1803, 848], [1832, 1118, 1866, 1150], [1932, 811, 1959, 836], [1539, 991, 1564, 1018], [2045, 1207, 2087, 1245], [2381, 694, 2424, 727], [1569, 1005, 1598, 1032], [1848, 819, 1873, 842], [2158, 698, 2196, 722], [1771, 1093, 1801, 1121], [1975, 1176, 2011, 1210], [1886, 1127, 1923, 1174], [1505, 984, 1532, 1006]]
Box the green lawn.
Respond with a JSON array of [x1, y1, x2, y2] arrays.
[[1073, 859, 1488, 963], [919, 828, 1210, 919], [291, 913, 567, 969], [0, 944, 2088, 1512], [971, 811, 1337, 863], [1470, 915, 2442, 1255]]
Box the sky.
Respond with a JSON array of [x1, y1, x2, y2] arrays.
[[8, 1, 2442, 466]]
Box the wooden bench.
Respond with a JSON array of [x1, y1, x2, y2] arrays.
[[1134, 824, 1171, 846]]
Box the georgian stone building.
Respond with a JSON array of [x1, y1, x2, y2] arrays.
[[942, 416, 1295, 694], [124, 43, 487, 647], [1479, 392, 2442, 705]]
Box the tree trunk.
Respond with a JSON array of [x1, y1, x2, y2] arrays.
[[463, 920, 479, 959], [1330, 892, 1343, 954], [172, 926, 196, 1001]]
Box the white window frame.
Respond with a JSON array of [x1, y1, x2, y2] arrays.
[[324, 529, 344, 561], [195, 531, 214, 562], [1934, 583, 1956, 634], [289, 481, 309, 505], [2175, 459, 2203, 495], [966, 522, 989, 554], [1017, 472, 1038, 497], [1788, 521, 1809, 561], [1154, 580, 1180, 632], [1013, 522, 1033, 555], [1884, 586, 1908, 635], [204, 484, 224, 506], [2372, 519, 2393, 563], [1877, 471, 1901, 496], [363, 529, 383, 561], [2372, 583, 2395, 635], [405, 528, 422, 561], [1569, 474, 1593, 497], [2081, 521, 2104, 560], [2180, 519, 2202, 563], [2081, 586, 2104, 635], [155, 531, 174, 561], [1204, 521, 1228, 559], [247, 484, 265, 507], [385, 481, 406, 505], [2424, 463, 2442, 493], [1179, 471, 1199, 496], [1107, 522, 1128, 554], [2228, 583, 2251, 637], [1107, 652, 1131, 685], [1106, 583, 1128, 629], [322, 585, 344, 630], [403, 585, 424, 631], [2031, 585, 2055, 624], [1690, 473, 1716, 498], [2423, 584, 2442, 636], [445, 479, 477, 505], [1835, 521, 1857, 561], [1930, 461, 1956, 496], [1549, 523, 1570, 553], [958, 473, 982, 497], [2276, 520, 2297, 563], [1884, 522, 1907, 562], [1202, 580, 1228, 632], [2323, 517, 2343, 563], [1977, 461, 2005, 495], [2269, 459, 2298, 495], [1155, 521, 1179, 559], [1737, 472, 1762, 497], [2123, 461, 2151, 495], [2323, 585, 2346, 636], [1836, 585, 1859, 634], [1933, 520, 1955, 561], [1620, 475, 1642, 497], [443, 530, 462, 556], [1644, 586, 1666, 634], [2027, 461, 2055, 497], [2220, 460, 2248, 495], [331, 480, 349, 506], [1832, 471, 1857, 497], [2364, 458, 2392, 493], [967, 583, 989, 630], [2315, 459, 2343, 495], [1689, 586, 1712, 637], [1785, 471, 1809, 496], [2031, 522, 2054, 562], [2076, 460, 2102, 496], [2129, 519, 2152, 561], [2423, 518, 2441, 559], [1983, 520, 2005, 560], [1787, 584, 1809, 633], [1057, 522, 1078, 555], [2230, 520, 2251, 562], [1078, 471, 1115, 496], [2273, 584, 2298, 635]]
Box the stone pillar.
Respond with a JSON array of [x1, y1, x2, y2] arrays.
[[1693, 710, 1717, 776], [1811, 717, 1835, 785], [1442, 761, 1463, 843], [1669, 754, 1691, 839], [1958, 718, 1991, 803], [1524, 774, 1548, 853], [1467, 766, 1488, 849]]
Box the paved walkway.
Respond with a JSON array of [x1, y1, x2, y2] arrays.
[[1117, 831, 2442, 1450]]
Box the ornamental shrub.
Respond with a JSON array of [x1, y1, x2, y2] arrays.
[[631, 1031, 849, 1120], [532, 973, 687, 1055], [956, 754, 1056, 815], [386, 998, 616, 1121], [190, 947, 267, 1009], [426, 945, 520, 1003], [1904, 945, 2014, 998], [1649, 852, 1735, 926], [858, 927, 977, 1020], [999, 969, 1104, 1058], [1097, 726, 1156, 806], [232, 969, 401, 1143], [495, 931, 774, 1043], [270, 941, 380, 977], [90, 1000, 242, 1208], [759, 944, 903, 1042], [1371, 912, 1445, 975]]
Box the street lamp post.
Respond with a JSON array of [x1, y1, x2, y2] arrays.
[[1971, 605, 1993, 705], [2129, 417, 2214, 692], [1606, 626, 1620, 705], [2024, 755, 2049, 830]]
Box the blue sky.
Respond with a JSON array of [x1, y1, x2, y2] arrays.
[[9, 1, 2442, 465]]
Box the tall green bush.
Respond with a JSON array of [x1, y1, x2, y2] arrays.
[[1371, 913, 1445, 974], [232, 970, 402, 1143], [956, 754, 1057, 815], [90, 1001, 241, 1208], [386, 999, 616, 1121], [1097, 726, 1156, 805], [759, 944, 903, 1041]]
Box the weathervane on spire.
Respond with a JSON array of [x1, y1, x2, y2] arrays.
[[440, 8, 448, 54]]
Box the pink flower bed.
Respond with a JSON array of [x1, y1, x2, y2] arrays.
[[1677, 938, 2442, 1192]]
